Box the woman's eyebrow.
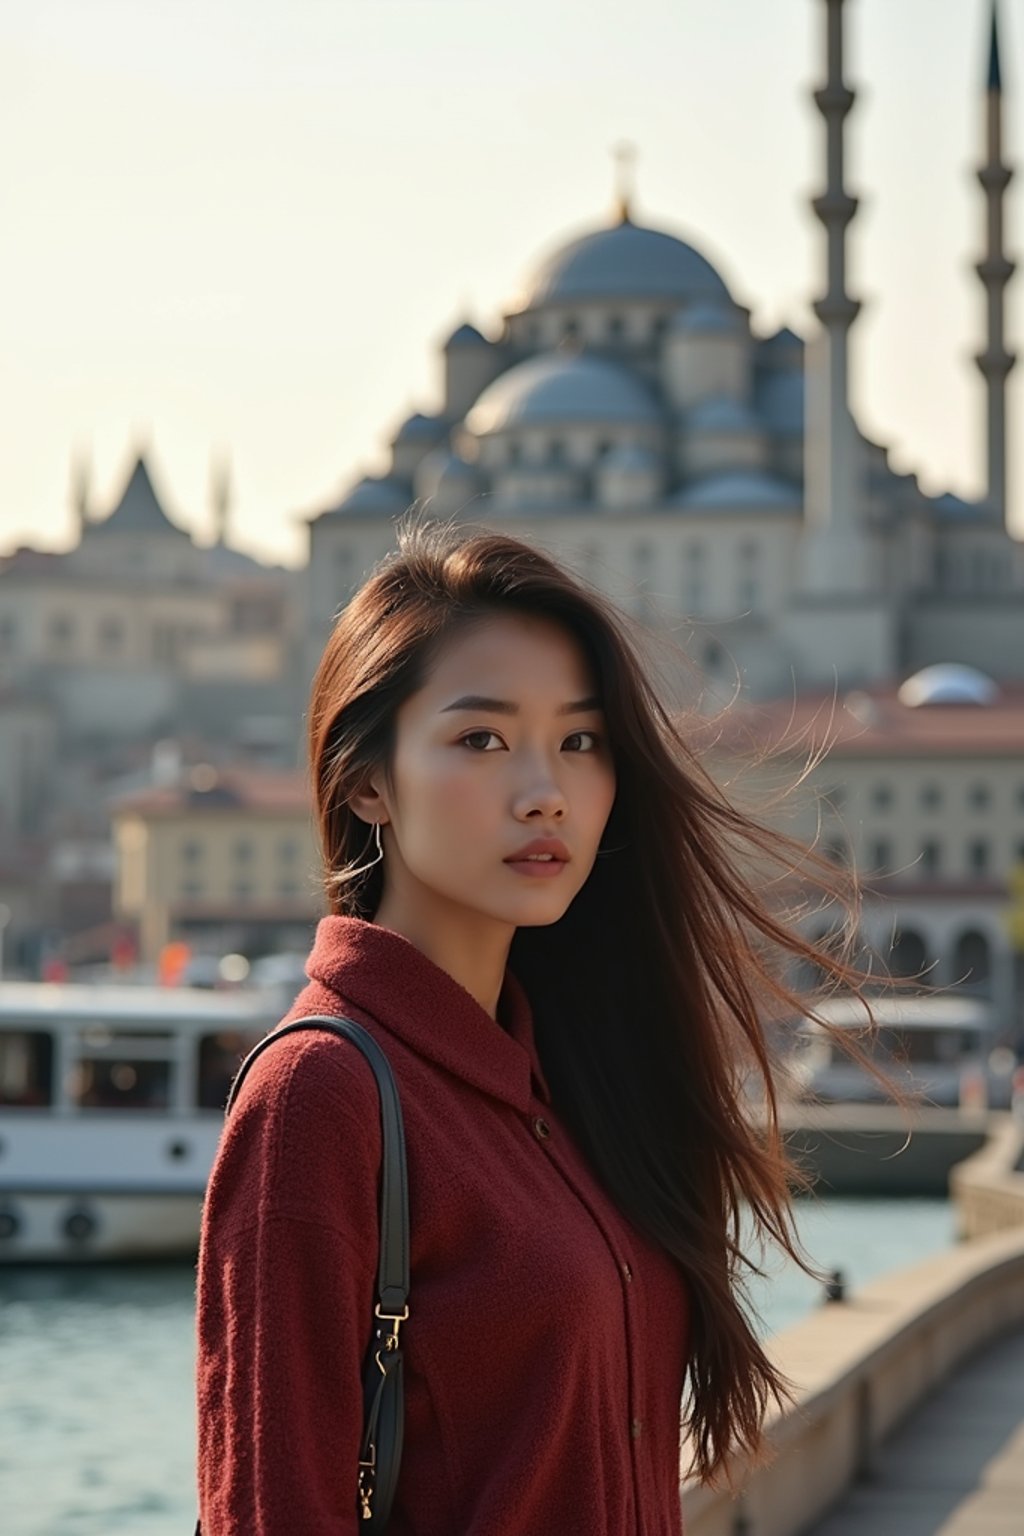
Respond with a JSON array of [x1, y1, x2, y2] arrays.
[[439, 694, 603, 716]]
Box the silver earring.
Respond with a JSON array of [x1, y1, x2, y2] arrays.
[[348, 819, 385, 878]]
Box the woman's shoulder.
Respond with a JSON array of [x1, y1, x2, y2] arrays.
[[233, 1011, 383, 1125]]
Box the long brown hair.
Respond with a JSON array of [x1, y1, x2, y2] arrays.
[[308, 512, 913, 1487]]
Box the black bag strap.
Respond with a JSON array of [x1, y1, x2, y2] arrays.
[[225, 1014, 410, 1318], [194, 1012, 408, 1533]]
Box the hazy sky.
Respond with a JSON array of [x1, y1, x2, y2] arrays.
[[3, 0, 1021, 567]]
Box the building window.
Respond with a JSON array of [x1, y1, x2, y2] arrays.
[[181, 879, 205, 899], [98, 615, 124, 654], [651, 315, 669, 342], [870, 839, 891, 873], [737, 541, 759, 610], [920, 782, 942, 812], [49, 614, 75, 653], [822, 784, 846, 810], [234, 840, 254, 864], [507, 441, 523, 465], [920, 840, 941, 877], [563, 317, 580, 342], [684, 543, 705, 613], [968, 839, 989, 876], [0, 615, 16, 652], [233, 881, 255, 902], [704, 639, 723, 670], [278, 880, 300, 899], [823, 838, 847, 866], [872, 782, 894, 811], [181, 840, 203, 865], [278, 838, 299, 865], [549, 439, 565, 463], [968, 781, 991, 810], [608, 315, 625, 341]]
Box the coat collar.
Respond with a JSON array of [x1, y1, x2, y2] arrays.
[[304, 915, 552, 1113]]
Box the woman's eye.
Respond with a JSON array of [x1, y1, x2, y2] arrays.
[[564, 730, 602, 752], [460, 730, 503, 751]]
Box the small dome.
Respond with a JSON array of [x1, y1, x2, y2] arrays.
[[898, 664, 1000, 707], [755, 371, 804, 438], [393, 412, 444, 444], [687, 396, 762, 433], [328, 476, 410, 517], [414, 448, 482, 503], [669, 301, 744, 336], [518, 218, 730, 308], [465, 354, 661, 435], [444, 321, 488, 350], [672, 470, 799, 509], [756, 326, 804, 362], [601, 444, 661, 473]]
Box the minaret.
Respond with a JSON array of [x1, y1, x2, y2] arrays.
[[799, 0, 870, 596], [69, 445, 92, 544], [611, 141, 637, 225], [975, 1, 1016, 524], [209, 448, 232, 547]]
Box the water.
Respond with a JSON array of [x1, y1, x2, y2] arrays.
[[0, 1197, 957, 1536]]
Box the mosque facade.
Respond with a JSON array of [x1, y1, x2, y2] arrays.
[[305, 0, 1023, 708]]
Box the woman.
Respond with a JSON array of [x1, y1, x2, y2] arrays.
[[195, 515, 894, 1534]]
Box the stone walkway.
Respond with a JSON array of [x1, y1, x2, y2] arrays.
[[803, 1323, 1024, 1536]]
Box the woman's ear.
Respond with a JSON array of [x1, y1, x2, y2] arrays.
[[347, 780, 391, 828]]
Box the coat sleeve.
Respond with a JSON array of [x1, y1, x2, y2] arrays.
[[195, 1031, 383, 1535]]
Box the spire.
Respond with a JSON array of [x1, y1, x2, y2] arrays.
[[69, 444, 92, 541], [209, 448, 232, 547], [975, 0, 1016, 524], [611, 141, 637, 224], [988, 2, 1002, 93], [799, 0, 870, 598]]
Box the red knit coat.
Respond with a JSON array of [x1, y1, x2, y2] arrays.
[[195, 915, 692, 1534]]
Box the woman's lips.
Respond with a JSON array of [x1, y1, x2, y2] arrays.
[[504, 858, 568, 878]]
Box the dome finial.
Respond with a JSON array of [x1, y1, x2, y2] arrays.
[[611, 140, 637, 224]]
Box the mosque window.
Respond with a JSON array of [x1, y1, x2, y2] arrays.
[[98, 615, 124, 653], [507, 441, 523, 464], [550, 439, 565, 463], [968, 838, 990, 876], [48, 613, 75, 653], [596, 438, 612, 458], [608, 315, 625, 341], [651, 315, 669, 341], [920, 782, 943, 812], [920, 840, 941, 877], [564, 317, 580, 342], [737, 541, 759, 610], [968, 781, 991, 810]]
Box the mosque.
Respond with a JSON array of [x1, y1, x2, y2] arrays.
[[305, 0, 1023, 706]]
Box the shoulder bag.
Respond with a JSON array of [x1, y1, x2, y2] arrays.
[[193, 1012, 409, 1532]]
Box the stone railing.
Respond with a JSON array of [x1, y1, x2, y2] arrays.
[[678, 1109, 1024, 1536]]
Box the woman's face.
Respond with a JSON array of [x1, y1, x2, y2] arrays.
[[357, 610, 617, 933]]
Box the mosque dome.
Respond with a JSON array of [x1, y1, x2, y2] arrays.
[[392, 412, 444, 444], [465, 353, 661, 436], [601, 444, 661, 473], [414, 448, 482, 504], [897, 664, 1000, 707], [517, 218, 731, 309], [327, 475, 411, 517], [687, 396, 762, 433], [672, 470, 800, 509], [669, 300, 744, 336]]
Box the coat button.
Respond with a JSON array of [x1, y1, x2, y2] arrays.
[[532, 1116, 551, 1140], [622, 1262, 633, 1281], [630, 1418, 643, 1440]]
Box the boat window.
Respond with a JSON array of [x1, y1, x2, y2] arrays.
[[0, 1030, 54, 1107], [878, 1027, 977, 1064], [69, 1058, 172, 1110], [197, 1030, 264, 1110]]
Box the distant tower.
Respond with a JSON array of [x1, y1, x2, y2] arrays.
[[611, 141, 637, 224], [975, 1, 1016, 524], [798, 0, 870, 597], [786, 0, 896, 686], [69, 445, 91, 543], [210, 449, 232, 547]]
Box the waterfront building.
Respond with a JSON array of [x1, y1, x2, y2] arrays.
[[110, 764, 318, 963]]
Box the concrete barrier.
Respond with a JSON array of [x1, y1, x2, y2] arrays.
[[678, 1110, 1024, 1536]]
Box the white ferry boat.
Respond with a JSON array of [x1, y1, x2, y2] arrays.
[[789, 993, 1013, 1109], [0, 981, 280, 1262]]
